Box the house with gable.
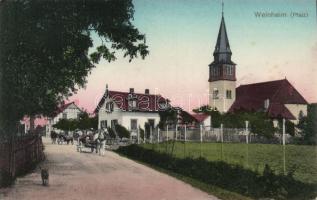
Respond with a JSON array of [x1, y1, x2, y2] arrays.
[[46, 102, 82, 134], [94, 85, 170, 135]]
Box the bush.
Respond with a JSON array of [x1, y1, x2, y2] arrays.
[[115, 124, 130, 139], [116, 145, 316, 200], [0, 170, 15, 188], [107, 127, 116, 138]]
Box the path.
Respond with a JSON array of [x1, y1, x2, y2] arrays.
[[0, 137, 218, 200]]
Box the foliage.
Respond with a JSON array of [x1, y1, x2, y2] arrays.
[[77, 112, 98, 130], [192, 106, 276, 138], [115, 124, 130, 139], [139, 126, 145, 139], [144, 122, 150, 139], [297, 104, 317, 145], [53, 111, 97, 131], [53, 118, 77, 132], [158, 108, 178, 129], [193, 105, 222, 128], [0, 170, 14, 188], [116, 145, 316, 200], [107, 127, 116, 138], [0, 0, 149, 136], [277, 119, 295, 136]]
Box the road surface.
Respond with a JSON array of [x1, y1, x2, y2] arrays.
[[0, 137, 218, 200]]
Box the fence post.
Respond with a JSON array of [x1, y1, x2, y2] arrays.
[[157, 128, 160, 143], [200, 124, 203, 143], [245, 121, 249, 144], [184, 124, 187, 142], [166, 125, 169, 141], [144, 127, 146, 144], [282, 118, 285, 146], [175, 124, 178, 141], [137, 127, 140, 144], [220, 123, 223, 143], [150, 127, 153, 143]]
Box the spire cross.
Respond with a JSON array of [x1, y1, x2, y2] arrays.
[[222, 0, 224, 16]]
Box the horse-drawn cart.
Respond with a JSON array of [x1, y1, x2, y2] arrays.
[[77, 136, 97, 153]]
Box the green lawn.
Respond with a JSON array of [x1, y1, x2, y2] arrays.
[[141, 142, 317, 184]]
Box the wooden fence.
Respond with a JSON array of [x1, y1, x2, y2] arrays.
[[0, 134, 44, 179]]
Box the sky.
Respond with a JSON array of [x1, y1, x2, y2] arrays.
[[69, 0, 317, 113]]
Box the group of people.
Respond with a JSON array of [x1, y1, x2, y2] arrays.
[[50, 130, 74, 145], [77, 128, 110, 156], [50, 128, 111, 156]]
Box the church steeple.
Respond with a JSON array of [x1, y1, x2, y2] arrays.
[[208, 2, 236, 82], [213, 3, 233, 64], [208, 1, 236, 113]]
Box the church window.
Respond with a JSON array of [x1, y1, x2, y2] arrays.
[[213, 89, 219, 99], [226, 90, 232, 99], [227, 65, 233, 75]]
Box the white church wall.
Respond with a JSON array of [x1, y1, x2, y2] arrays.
[[209, 80, 236, 113], [285, 104, 307, 124]]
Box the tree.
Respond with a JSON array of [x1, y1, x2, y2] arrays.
[[53, 118, 77, 132], [77, 112, 98, 131], [297, 104, 317, 144], [115, 124, 130, 139], [158, 108, 178, 129], [0, 0, 149, 136], [193, 105, 222, 128]]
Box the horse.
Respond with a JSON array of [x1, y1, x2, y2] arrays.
[[57, 133, 74, 145], [77, 131, 97, 153], [96, 129, 107, 156]]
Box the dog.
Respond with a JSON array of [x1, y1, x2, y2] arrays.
[[40, 167, 49, 186]]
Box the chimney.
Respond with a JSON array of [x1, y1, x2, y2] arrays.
[[145, 89, 150, 95], [129, 88, 134, 93]]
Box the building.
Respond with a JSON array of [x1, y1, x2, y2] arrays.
[[229, 79, 308, 123], [208, 7, 308, 122], [192, 113, 211, 127], [46, 102, 82, 134], [95, 85, 169, 135], [208, 10, 236, 113]]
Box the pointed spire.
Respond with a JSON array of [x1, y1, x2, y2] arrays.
[[213, 1, 232, 63]]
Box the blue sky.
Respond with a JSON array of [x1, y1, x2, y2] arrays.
[[72, 0, 317, 112]]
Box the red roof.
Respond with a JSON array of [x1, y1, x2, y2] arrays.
[[94, 90, 168, 113], [52, 102, 79, 118], [229, 79, 307, 119], [191, 113, 210, 122], [267, 103, 295, 120]]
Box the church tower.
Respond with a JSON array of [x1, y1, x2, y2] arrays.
[[209, 3, 236, 112]]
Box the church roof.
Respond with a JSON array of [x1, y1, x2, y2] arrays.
[[229, 79, 307, 119], [214, 15, 232, 55]]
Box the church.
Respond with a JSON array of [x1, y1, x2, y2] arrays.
[[208, 9, 308, 123]]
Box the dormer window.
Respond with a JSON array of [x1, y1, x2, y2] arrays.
[[128, 93, 137, 110], [106, 102, 114, 112]]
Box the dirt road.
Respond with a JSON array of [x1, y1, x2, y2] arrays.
[[0, 138, 217, 200]]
